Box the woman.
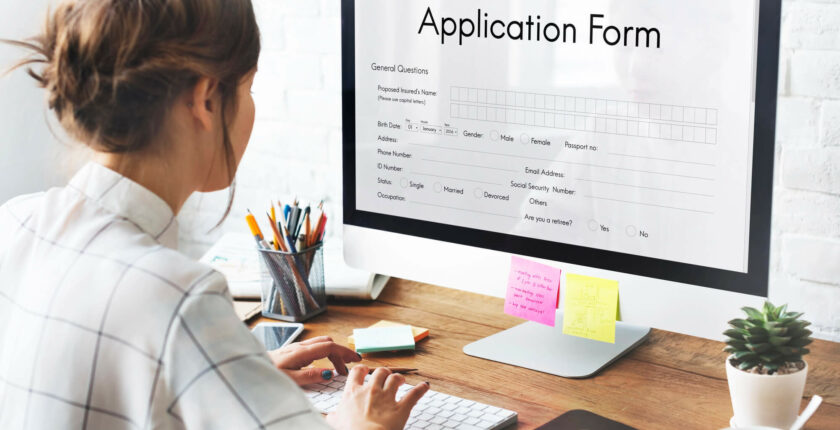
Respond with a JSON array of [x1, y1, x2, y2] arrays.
[[0, 0, 428, 429]]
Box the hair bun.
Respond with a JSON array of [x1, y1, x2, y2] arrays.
[[6, 0, 261, 154]]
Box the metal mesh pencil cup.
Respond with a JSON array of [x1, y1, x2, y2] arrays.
[[257, 244, 326, 322]]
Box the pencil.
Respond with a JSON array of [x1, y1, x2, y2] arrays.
[[266, 213, 288, 252], [245, 210, 268, 248], [304, 212, 312, 247], [363, 367, 418, 375]]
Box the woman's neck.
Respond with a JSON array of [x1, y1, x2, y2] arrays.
[[95, 151, 194, 215]]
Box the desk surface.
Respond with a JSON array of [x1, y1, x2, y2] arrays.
[[251, 279, 840, 430]]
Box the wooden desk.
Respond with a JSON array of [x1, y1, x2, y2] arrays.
[[251, 279, 840, 429]]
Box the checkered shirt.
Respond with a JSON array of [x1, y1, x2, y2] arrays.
[[0, 162, 330, 429]]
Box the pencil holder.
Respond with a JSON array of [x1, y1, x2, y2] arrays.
[[257, 243, 327, 322]]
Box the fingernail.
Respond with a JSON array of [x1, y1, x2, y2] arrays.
[[321, 370, 333, 380], [424, 381, 431, 387]]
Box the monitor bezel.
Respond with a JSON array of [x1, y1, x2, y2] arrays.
[[341, 0, 781, 297]]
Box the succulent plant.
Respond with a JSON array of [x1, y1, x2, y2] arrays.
[[723, 301, 813, 374]]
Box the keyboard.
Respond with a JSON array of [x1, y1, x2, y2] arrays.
[[303, 374, 518, 430]]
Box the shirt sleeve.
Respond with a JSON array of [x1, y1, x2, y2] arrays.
[[161, 273, 331, 430]]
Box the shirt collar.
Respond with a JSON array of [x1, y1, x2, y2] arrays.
[[69, 162, 178, 249]]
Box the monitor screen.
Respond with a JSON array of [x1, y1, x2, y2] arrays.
[[343, 0, 779, 296]]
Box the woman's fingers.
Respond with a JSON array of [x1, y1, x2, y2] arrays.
[[347, 364, 368, 388], [329, 353, 349, 376], [302, 342, 359, 362], [297, 336, 333, 346], [369, 367, 391, 389], [383, 373, 405, 395], [283, 368, 336, 386], [398, 382, 431, 410]]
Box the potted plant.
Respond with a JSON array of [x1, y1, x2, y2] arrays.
[[723, 302, 813, 429]]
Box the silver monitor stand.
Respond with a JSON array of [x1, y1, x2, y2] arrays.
[[463, 312, 651, 378]]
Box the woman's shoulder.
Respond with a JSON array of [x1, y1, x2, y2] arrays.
[[0, 192, 46, 242], [0, 191, 46, 218]]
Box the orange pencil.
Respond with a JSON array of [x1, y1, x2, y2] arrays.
[[268, 204, 280, 251], [266, 213, 288, 252], [315, 213, 328, 243], [245, 210, 264, 242]]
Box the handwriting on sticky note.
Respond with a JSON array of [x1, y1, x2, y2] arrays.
[[504, 256, 561, 327], [562, 274, 619, 343]]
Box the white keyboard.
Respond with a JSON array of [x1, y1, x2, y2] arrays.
[[303, 374, 518, 430]]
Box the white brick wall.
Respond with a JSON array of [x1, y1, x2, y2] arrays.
[[173, 0, 840, 340], [774, 0, 840, 341]]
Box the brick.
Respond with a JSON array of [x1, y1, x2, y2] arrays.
[[783, 236, 840, 285], [782, 2, 840, 50], [262, 52, 324, 90], [768, 274, 840, 341], [252, 87, 288, 121], [782, 147, 840, 195], [820, 100, 840, 146], [279, 0, 320, 17], [321, 0, 341, 18], [247, 120, 330, 162], [322, 54, 342, 91], [775, 97, 820, 146], [286, 90, 342, 127], [285, 17, 341, 54], [777, 49, 791, 96], [773, 189, 840, 237], [789, 50, 840, 99], [253, 0, 286, 51]]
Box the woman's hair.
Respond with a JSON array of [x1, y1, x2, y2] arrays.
[[5, 0, 260, 219]]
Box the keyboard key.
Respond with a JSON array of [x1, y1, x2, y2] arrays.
[[302, 376, 517, 429]]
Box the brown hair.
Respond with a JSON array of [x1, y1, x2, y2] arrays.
[[5, 0, 261, 219]]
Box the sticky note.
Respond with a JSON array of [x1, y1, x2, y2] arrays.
[[504, 256, 562, 327], [352, 326, 415, 354], [348, 320, 429, 346], [562, 273, 619, 344]]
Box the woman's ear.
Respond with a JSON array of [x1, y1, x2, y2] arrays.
[[188, 77, 220, 130]]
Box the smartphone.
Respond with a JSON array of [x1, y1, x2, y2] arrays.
[[251, 322, 304, 349]]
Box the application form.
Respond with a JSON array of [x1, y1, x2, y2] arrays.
[[354, 0, 759, 272]]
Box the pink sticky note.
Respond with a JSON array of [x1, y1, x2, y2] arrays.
[[504, 256, 562, 327]]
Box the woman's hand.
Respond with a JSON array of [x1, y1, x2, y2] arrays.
[[326, 365, 430, 430], [267, 336, 361, 386]]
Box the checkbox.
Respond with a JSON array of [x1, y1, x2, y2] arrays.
[[650, 105, 661, 120], [707, 109, 718, 125], [706, 128, 717, 144]]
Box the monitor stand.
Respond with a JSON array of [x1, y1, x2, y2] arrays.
[[463, 313, 650, 379]]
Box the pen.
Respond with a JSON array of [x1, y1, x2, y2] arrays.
[[283, 224, 297, 254], [295, 206, 310, 239], [289, 206, 302, 239]]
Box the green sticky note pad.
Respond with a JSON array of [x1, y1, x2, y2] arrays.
[[353, 326, 416, 353]]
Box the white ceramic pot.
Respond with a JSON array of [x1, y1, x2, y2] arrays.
[[725, 358, 808, 429]]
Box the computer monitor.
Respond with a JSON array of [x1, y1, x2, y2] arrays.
[[342, 0, 781, 377]]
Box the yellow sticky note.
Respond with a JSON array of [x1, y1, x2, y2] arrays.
[[562, 274, 619, 344]]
